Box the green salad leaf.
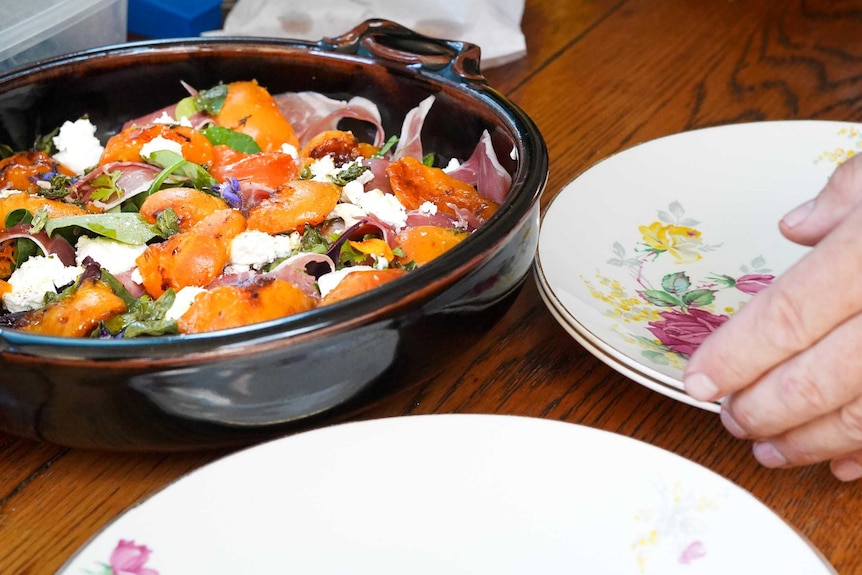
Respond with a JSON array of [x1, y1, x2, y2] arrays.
[[99, 276, 179, 338], [44, 213, 160, 245], [145, 150, 218, 194]]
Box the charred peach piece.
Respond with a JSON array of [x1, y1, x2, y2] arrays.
[[178, 278, 316, 334], [320, 268, 407, 306], [394, 225, 467, 266], [300, 130, 363, 164], [100, 124, 214, 167], [0, 192, 86, 227], [136, 209, 247, 297], [214, 80, 300, 152], [139, 187, 229, 232], [387, 156, 497, 220], [0, 150, 77, 193], [19, 278, 127, 337], [247, 179, 340, 234]]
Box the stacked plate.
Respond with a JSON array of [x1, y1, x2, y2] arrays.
[[535, 120, 858, 410]]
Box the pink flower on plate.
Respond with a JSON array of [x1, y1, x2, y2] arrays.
[[109, 539, 159, 575], [734, 273, 774, 295], [679, 540, 707, 564], [646, 308, 729, 356]]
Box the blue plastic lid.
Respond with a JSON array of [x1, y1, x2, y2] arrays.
[[128, 0, 224, 38]]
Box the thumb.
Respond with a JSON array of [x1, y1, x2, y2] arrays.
[[780, 152, 862, 246]]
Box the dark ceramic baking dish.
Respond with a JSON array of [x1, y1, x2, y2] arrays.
[[0, 20, 547, 450]]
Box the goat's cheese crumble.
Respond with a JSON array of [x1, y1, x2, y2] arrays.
[[75, 236, 147, 275], [140, 136, 183, 160], [3, 255, 84, 313], [317, 265, 375, 298], [228, 230, 300, 271], [164, 286, 206, 320], [52, 118, 104, 175], [343, 185, 407, 230]]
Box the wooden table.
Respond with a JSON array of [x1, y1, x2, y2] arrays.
[[3, 0, 861, 572]]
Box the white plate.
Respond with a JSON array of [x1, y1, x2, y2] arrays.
[[59, 414, 834, 574], [536, 120, 862, 410]]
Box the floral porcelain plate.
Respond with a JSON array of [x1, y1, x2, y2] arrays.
[[58, 414, 834, 574], [535, 120, 861, 411]]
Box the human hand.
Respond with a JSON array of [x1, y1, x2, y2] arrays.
[[683, 151, 862, 481]]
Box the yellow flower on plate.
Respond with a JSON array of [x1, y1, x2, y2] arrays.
[[639, 221, 703, 264]]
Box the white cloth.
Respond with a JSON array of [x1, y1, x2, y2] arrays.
[[210, 0, 526, 69]]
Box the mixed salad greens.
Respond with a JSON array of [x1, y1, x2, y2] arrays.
[[0, 79, 511, 337]]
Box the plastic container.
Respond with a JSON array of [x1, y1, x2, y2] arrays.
[[0, 0, 128, 74]]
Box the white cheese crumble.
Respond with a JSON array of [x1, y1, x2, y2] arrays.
[[75, 236, 147, 275], [339, 166, 374, 197], [317, 265, 375, 298], [443, 157, 462, 173], [0, 189, 24, 200], [152, 111, 193, 127], [309, 156, 338, 181], [165, 286, 206, 321], [3, 255, 83, 313], [343, 187, 407, 230], [418, 201, 438, 215], [328, 202, 367, 228], [140, 136, 183, 160], [371, 255, 389, 270], [281, 143, 299, 159], [229, 230, 300, 270], [152, 112, 176, 125], [52, 118, 104, 175]]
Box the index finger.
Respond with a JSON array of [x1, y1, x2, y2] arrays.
[[683, 203, 862, 402]]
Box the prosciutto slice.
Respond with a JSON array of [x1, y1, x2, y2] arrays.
[[69, 161, 161, 208], [445, 130, 512, 205], [274, 91, 385, 147], [0, 224, 77, 266], [209, 253, 335, 299], [393, 95, 435, 161]]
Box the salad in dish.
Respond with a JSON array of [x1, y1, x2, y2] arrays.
[[0, 80, 511, 337]]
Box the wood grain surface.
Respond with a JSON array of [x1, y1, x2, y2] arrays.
[[2, 1, 861, 573]]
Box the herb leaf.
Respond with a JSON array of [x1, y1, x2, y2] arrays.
[[195, 84, 229, 115], [89, 170, 123, 203], [155, 207, 180, 238], [201, 126, 262, 154], [330, 163, 369, 186], [372, 135, 398, 159]]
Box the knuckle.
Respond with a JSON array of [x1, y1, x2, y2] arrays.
[[780, 434, 820, 465], [779, 367, 832, 416], [727, 397, 759, 434], [838, 397, 862, 444], [756, 284, 813, 354]]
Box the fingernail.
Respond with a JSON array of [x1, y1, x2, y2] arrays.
[[719, 408, 748, 438], [753, 441, 788, 468], [781, 199, 815, 228], [683, 372, 718, 401], [832, 458, 862, 482]]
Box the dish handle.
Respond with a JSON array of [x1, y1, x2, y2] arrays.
[[317, 19, 486, 86]]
